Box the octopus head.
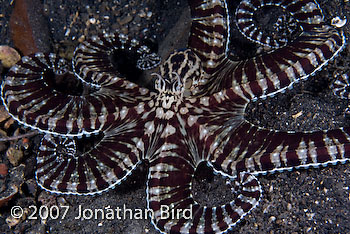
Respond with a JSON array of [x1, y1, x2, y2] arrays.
[[154, 49, 203, 109], [154, 72, 184, 110]]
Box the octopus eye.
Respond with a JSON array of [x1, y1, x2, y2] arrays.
[[153, 73, 166, 92]]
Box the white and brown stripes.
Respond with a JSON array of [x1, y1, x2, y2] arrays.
[[1, 44, 158, 136], [1, 0, 349, 233], [36, 111, 147, 195], [209, 122, 350, 176], [188, 0, 345, 100], [332, 72, 350, 99], [226, 24, 345, 100], [332, 72, 350, 115], [148, 147, 261, 234], [1, 53, 120, 136], [160, 49, 203, 86], [73, 33, 160, 86], [235, 0, 324, 48], [188, 0, 230, 75]]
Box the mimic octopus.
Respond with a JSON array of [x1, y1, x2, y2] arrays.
[[1, 0, 349, 233]]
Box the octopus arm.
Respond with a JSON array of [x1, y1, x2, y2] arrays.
[[36, 110, 149, 195], [209, 121, 350, 176], [147, 136, 261, 234]]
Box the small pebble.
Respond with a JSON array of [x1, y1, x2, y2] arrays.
[[269, 216, 276, 223], [89, 17, 96, 24], [0, 163, 8, 176], [331, 16, 347, 28], [118, 14, 133, 25], [5, 205, 28, 228], [139, 9, 146, 18], [0, 184, 19, 208], [0, 45, 21, 68], [6, 147, 24, 166], [6, 215, 21, 228], [57, 196, 68, 206], [292, 111, 303, 119]]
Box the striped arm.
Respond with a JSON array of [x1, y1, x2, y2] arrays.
[[332, 72, 350, 99], [190, 0, 345, 98], [332, 72, 350, 115], [224, 24, 345, 100], [1, 53, 154, 136], [147, 146, 261, 234], [236, 0, 324, 48], [73, 33, 160, 86], [209, 121, 350, 176], [188, 0, 229, 75], [36, 110, 147, 195], [193, 87, 248, 139]]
